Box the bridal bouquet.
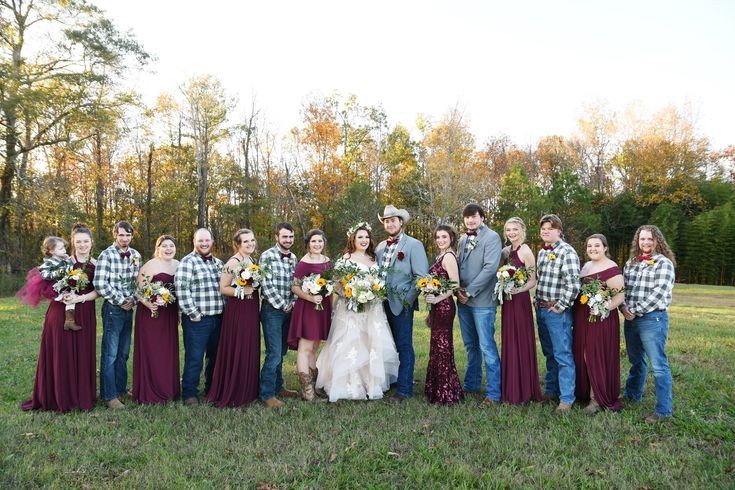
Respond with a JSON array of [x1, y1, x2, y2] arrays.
[[138, 276, 176, 318], [299, 273, 335, 310], [228, 261, 266, 299], [493, 264, 534, 304], [53, 263, 91, 300], [579, 279, 623, 322], [333, 259, 387, 312]]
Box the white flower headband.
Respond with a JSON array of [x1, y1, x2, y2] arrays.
[[346, 222, 372, 238]]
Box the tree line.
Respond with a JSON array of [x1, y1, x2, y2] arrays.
[[2, 1, 733, 287]]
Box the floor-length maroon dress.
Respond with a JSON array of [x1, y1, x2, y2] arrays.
[[132, 272, 180, 404], [573, 265, 623, 411], [287, 260, 333, 350], [424, 253, 464, 405], [500, 247, 542, 404], [22, 261, 97, 412], [207, 273, 260, 408]]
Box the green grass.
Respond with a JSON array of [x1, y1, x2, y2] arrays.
[[1, 284, 734, 488]]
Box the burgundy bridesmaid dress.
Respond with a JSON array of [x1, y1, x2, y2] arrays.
[[573, 265, 624, 411], [424, 252, 464, 405], [207, 273, 260, 408], [500, 248, 542, 404], [132, 272, 180, 404], [287, 260, 333, 350], [22, 261, 97, 412]]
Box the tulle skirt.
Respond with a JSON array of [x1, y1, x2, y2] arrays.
[[316, 299, 399, 402]]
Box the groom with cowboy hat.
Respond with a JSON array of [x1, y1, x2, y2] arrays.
[[376, 204, 429, 401]]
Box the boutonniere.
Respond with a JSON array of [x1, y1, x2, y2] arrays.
[[397, 251, 405, 261], [467, 236, 477, 251], [548, 252, 557, 261], [131, 255, 140, 268], [215, 261, 224, 274], [289, 258, 296, 267]]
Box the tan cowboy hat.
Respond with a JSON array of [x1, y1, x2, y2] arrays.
[[378, 204, 410, 224]]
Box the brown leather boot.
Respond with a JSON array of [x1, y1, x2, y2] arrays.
[[64, 309, 82, 331], [310, 367, 328, 399], [298, 371, 315, 401], [278, 387, 298, 398]]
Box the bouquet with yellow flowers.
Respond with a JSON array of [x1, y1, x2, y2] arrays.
[[332, 259, 387, 312], [299, 273, 335, 310], [579, 279, 623, 322], [228, 261, 266, 299], [137, 275, 176, 318], [493, 264, 534, 304], [416, 273, 457, 309]]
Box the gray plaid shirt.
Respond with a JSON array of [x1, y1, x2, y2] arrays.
[[380, 233, 402, 272], [623, 254, 675, 315], [260, 245, 296, 310], [535, 240, 580, 312], [174, 251, 225, 318], [93, 244, 142, 305]]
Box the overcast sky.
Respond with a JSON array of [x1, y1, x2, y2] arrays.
[[98, 0, 735, 148]]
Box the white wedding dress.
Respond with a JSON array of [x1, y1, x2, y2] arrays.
[[315, 261, 399, 402]]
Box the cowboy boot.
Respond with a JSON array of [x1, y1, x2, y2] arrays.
[[298, 371, 315, 401], [310, 367, 328, 399], [64, 309, 82, 331]]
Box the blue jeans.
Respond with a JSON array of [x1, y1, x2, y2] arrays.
[[259, 302, 291, 400], [536, 307, 576, 405], [100, 301, 133, 401], [624, 311, 673, 417], [181, 314, 222, 400], [385, 304, 415, 397], [457, 303, 500, 401]]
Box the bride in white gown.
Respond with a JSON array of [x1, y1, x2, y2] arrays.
[[316, 223, 399, 402]]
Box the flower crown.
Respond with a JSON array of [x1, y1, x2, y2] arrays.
[[346, 222, 372, 238]]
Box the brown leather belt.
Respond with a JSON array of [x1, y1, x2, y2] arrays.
[[536, 300, 558, 308]]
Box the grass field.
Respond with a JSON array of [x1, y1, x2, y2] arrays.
[[1, 284, 733, 488]]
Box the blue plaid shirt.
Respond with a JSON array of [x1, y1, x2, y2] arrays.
[[93, 244, 142, 305], [623, 254, 675, 315], [535, 240, 580, 312], [174, 251, 225, 318], [260, 245, 296, 310]]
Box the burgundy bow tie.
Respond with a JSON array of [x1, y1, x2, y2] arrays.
[[638, 254, 652, 262], [466, 231, 477, 237], [280, 253, 291, 260], [386, 238, 399, 246], [119, 251, 131, 259], [542, 244, 554, 251], [200, 254, 213, 262]]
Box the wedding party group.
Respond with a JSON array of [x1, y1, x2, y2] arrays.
[[18, 203, 676, 423]]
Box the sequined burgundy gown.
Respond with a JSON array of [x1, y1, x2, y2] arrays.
[[424, 252, 464, 405]]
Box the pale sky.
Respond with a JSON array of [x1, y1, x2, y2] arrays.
[[98, 0, 735, 149]]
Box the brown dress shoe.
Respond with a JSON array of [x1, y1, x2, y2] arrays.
[[583, 400, 600, 415], [183, 397, 199, 406], [481, 398, 498, 407], [106, 398, 125, 410], [555, 402, 573, 413], [63, 309, 82, 331], [263, 397, 285, 408], [278, 388, 298, 398]]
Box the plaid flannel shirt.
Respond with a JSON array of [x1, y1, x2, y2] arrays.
[[174, 251, 224, 318], [260, 245, 296, 310], [380, 233, 402, 272], [93, 244, 142, 306], [623, 254, 675, 316], [535, 240, 580, 312], [39, 256, 67, 281]]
